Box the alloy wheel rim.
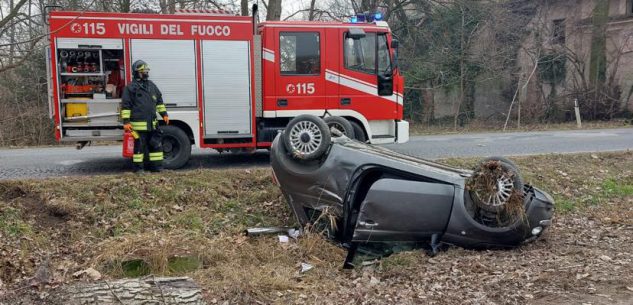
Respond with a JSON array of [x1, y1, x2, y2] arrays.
[[478, 175, 514, 207], [289, 121, 323, 154]]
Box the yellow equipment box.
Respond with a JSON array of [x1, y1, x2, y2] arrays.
[[65, 103, 88, 118]]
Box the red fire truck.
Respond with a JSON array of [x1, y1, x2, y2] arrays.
[[46, 6, 408, 169]]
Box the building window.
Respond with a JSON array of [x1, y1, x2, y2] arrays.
[[279, 32, 320, 75], [552, 19, 566, 45], [629, 0, 633, 16]]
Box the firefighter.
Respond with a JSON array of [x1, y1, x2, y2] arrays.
[[120, 60, 169, 173]]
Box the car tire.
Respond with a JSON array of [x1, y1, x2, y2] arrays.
[[323, 116, 355, 139], [282, 114, 331, 161], [468, 158, 524, 214], [481, 156, 520, 174], [349, 120, 367, 142], [160, 125, 191, 169]]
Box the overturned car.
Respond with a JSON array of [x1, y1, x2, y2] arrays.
[[270, 115, 554, 268]]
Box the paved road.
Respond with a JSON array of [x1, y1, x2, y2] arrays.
[[1, 128, 631, 180]]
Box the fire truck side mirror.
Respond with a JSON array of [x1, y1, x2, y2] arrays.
[[391, 39, 399, 49], [377, 73, 394, 96]]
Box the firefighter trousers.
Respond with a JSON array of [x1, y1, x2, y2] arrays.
[[132, 129, 163, 171]]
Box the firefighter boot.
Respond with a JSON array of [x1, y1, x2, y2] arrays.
[[147, 129, 164, 172]]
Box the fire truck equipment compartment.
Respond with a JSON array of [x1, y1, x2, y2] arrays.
[[131, 39, 197, 108], [202, 40, 252, 137]]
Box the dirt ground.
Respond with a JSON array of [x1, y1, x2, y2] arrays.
[[0, 152, 632, 304]]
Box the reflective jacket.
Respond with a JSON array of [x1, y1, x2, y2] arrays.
[[120, 79, 168, 131]]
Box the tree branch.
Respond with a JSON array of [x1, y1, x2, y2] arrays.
[[0, 0, 29, 30]]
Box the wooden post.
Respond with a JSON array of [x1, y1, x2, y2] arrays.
[[574, 98, 582, 128]]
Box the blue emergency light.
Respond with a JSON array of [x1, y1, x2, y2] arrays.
[[350, 12, 383, 23]]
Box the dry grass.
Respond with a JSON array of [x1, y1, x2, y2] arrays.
[[1, 152, 633, 304]]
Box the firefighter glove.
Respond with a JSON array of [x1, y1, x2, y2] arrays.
[[124, 123, 133, 132], [163, 115, 170, 125]]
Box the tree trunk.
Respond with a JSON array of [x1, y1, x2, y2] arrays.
[[241, 0, 249, 16], [37, 277, 205, 305], [266, 0, 282, 21], [9, 0, 15, 65], [308, 0, 317, 21], [422, 87, 435, 124], [454, 5, 466, 131], [159, 0, 168, 14]]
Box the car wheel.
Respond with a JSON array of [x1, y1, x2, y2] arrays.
[[323, 116, 355, 139], [282, 114, 331, 161], [468, 158, 524, 216], [349, 120, 367, 142], [481, 156, 520, 174], [160, 125, 191, 169]]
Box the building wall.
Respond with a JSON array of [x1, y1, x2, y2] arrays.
[[517, 0, 633, 118]]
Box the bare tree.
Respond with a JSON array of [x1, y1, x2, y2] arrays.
[[241, 0, 248, 16], [265, 0, 282, 21]]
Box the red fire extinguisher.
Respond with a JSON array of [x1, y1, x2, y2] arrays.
[[122, 130, 138, 158]]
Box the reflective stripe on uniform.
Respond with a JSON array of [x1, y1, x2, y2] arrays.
[[149, 152, 163, 161], [152, 120, 158, 128], [156, 104, 167, 113], [131, 121, 148, 131], [133, 154, 144, 163], [121, 109, 131, 119]]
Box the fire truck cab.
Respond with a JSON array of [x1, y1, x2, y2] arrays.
[[47, 8, 408, 169]]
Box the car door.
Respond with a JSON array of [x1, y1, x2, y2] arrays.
[[274, 29, 326, 112], [351, 178, 455, 243]]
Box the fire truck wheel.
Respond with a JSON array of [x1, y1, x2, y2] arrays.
[[160, 125, 191, 170], [282, 114, 331, 161], [323, 116, 355, 139], [349, 121, 367, 142]]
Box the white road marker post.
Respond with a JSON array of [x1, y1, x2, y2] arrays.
[[574, 98, 582, 129]]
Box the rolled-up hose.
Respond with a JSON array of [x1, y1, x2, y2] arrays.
[[60, 50, 69, 58]]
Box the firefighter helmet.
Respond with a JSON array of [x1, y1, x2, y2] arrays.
[[132, 60, 150, 79]]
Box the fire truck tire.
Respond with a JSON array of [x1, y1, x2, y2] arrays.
[[282, 114, 331, 161], [160, 125, 191, 170], [349, 121, 367, 142], [323, 116, 355, 139]]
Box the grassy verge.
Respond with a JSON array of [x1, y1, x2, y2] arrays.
[[409, 118, 632, 135], [1, 152, 632, 304]]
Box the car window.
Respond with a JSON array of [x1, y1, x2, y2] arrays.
[[280, 32, 320, 75]]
